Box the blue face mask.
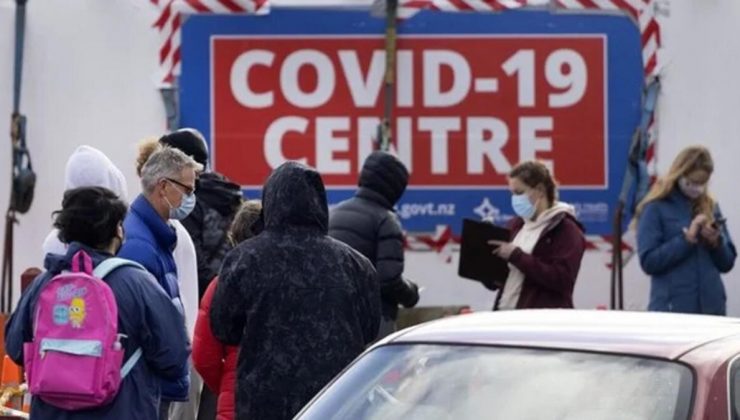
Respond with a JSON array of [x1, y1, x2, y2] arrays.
[[511, 193, 536, 220], [168, 192, 196, 220], [164, 179, 197, 220]]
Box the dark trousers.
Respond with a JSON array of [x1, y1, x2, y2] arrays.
[[159, 400, 171, 420], [197, 387, 218, 420]]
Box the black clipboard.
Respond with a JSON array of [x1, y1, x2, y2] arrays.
[[458, 219, 510, 289]]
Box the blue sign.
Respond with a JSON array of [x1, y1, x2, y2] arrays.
[[181, 7, 643, 235]]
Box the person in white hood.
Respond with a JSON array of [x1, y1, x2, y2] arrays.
[[42, 145, 128, 255], [487, 161, 586, 310]]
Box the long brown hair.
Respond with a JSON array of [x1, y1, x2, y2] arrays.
[[635, 146, 715, 222]]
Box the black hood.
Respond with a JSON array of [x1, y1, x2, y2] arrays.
[[195, 172, 243, 216], [262, 162, 328, 233], [357, 151, 409, 208]]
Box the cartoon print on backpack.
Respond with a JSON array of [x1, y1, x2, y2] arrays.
[[52, 304, 69, 326], [51, 284, 88, 328], [69, 297, 87, 328]]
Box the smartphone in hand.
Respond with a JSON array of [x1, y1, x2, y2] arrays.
[[712, 217, 727, 229]]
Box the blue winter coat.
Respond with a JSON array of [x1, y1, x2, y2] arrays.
[[637, 189, 736, 315], [118, 194, 190, 401], [5, 243, 190, 420]]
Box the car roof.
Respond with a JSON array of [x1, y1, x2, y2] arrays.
[[386, 310, 740, 360]]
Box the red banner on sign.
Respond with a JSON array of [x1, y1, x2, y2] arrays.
[[212, 35, 606, 188]]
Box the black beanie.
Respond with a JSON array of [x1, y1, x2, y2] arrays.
[[159, 128, 209, 168]]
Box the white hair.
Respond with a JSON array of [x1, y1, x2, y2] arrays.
[[140, 146, 202, 194]]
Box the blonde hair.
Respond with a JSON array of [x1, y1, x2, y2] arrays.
[[136, 137, 163, 177], [635, 146, 715, 222]]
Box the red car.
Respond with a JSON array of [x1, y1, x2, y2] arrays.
[[296, 310, 740, 420]]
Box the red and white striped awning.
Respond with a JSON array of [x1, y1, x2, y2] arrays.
[[151, 0, 661, 85], [395, 0, 661, 77], [151, 0, 270, 86]]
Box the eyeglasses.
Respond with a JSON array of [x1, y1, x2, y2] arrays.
[[165, 178, 195, 195]]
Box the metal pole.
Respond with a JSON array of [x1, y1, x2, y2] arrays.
[[611, 203, 625, 310], [379, 0, 398, 151]]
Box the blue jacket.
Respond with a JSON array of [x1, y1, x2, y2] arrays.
[[5, 243, 190, 420], [637, 189, 736, 315], [118, 194, 190, 401]]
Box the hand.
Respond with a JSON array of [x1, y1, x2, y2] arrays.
[[700, 224, 721, 248], [691, 214, 709, 229], [488, 240, 518, 261], [401, 278, 420, 308], [684, 214, 709, 243]]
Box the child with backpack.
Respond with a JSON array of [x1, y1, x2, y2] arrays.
[[5, 187, 191, 419]]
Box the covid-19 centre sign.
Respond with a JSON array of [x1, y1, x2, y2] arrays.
[[180, 8, 643, 236]]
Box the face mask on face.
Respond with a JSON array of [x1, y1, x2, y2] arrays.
[[511, 193, 536, 220], [112, 225, 125, 255], [166, 192, 196, 220], [678, 177, 706, 200], [163, 179, 197, 220], [113, 234, 124, 255]]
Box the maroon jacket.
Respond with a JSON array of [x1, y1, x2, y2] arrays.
[[494, 213, 586, 310]]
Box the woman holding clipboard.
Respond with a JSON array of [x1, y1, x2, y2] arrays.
[[488, 161, 586, 310]]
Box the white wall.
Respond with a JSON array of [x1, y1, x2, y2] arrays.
[[1, 0, 739, 314], [0, 0, 166, 298], [654, 0, 740, 315]]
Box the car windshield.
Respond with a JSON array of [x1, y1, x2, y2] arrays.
[[297, 344, 693, 420]]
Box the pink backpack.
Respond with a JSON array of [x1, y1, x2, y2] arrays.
[[23, 250, 144, 410]]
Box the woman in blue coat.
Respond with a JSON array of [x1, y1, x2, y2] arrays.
[[636, 146, 736, 315]]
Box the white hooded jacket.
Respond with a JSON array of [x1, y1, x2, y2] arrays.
[[42, 145, 128, 255]]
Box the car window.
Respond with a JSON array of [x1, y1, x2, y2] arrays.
[[297, 344, 693, 420], [730, 357, 740, 420]]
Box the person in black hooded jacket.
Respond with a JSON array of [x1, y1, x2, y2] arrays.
[[210, 161, 380, 420], [159, 128, 243, 299], [329, 151, 420, 339]]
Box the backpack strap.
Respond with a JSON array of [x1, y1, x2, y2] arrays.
[[121, 348, 142, 378], [93, 258, 146, 378], [93, 257, 145, 279]]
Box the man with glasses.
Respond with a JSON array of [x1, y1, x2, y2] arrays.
[[119, 146, 202, 420], [159, 128, 243, 420], [159, 128, 243, 300]]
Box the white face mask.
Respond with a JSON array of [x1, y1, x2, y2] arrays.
[[678, 177, 706, 200]]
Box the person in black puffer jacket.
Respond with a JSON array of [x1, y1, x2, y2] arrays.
[[160, 129, 244, 299], [329, 151, 420, 339]]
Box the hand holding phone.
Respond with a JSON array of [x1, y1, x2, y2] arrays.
[[712, 217, 727, 229], [700, 218, 723, 248]]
